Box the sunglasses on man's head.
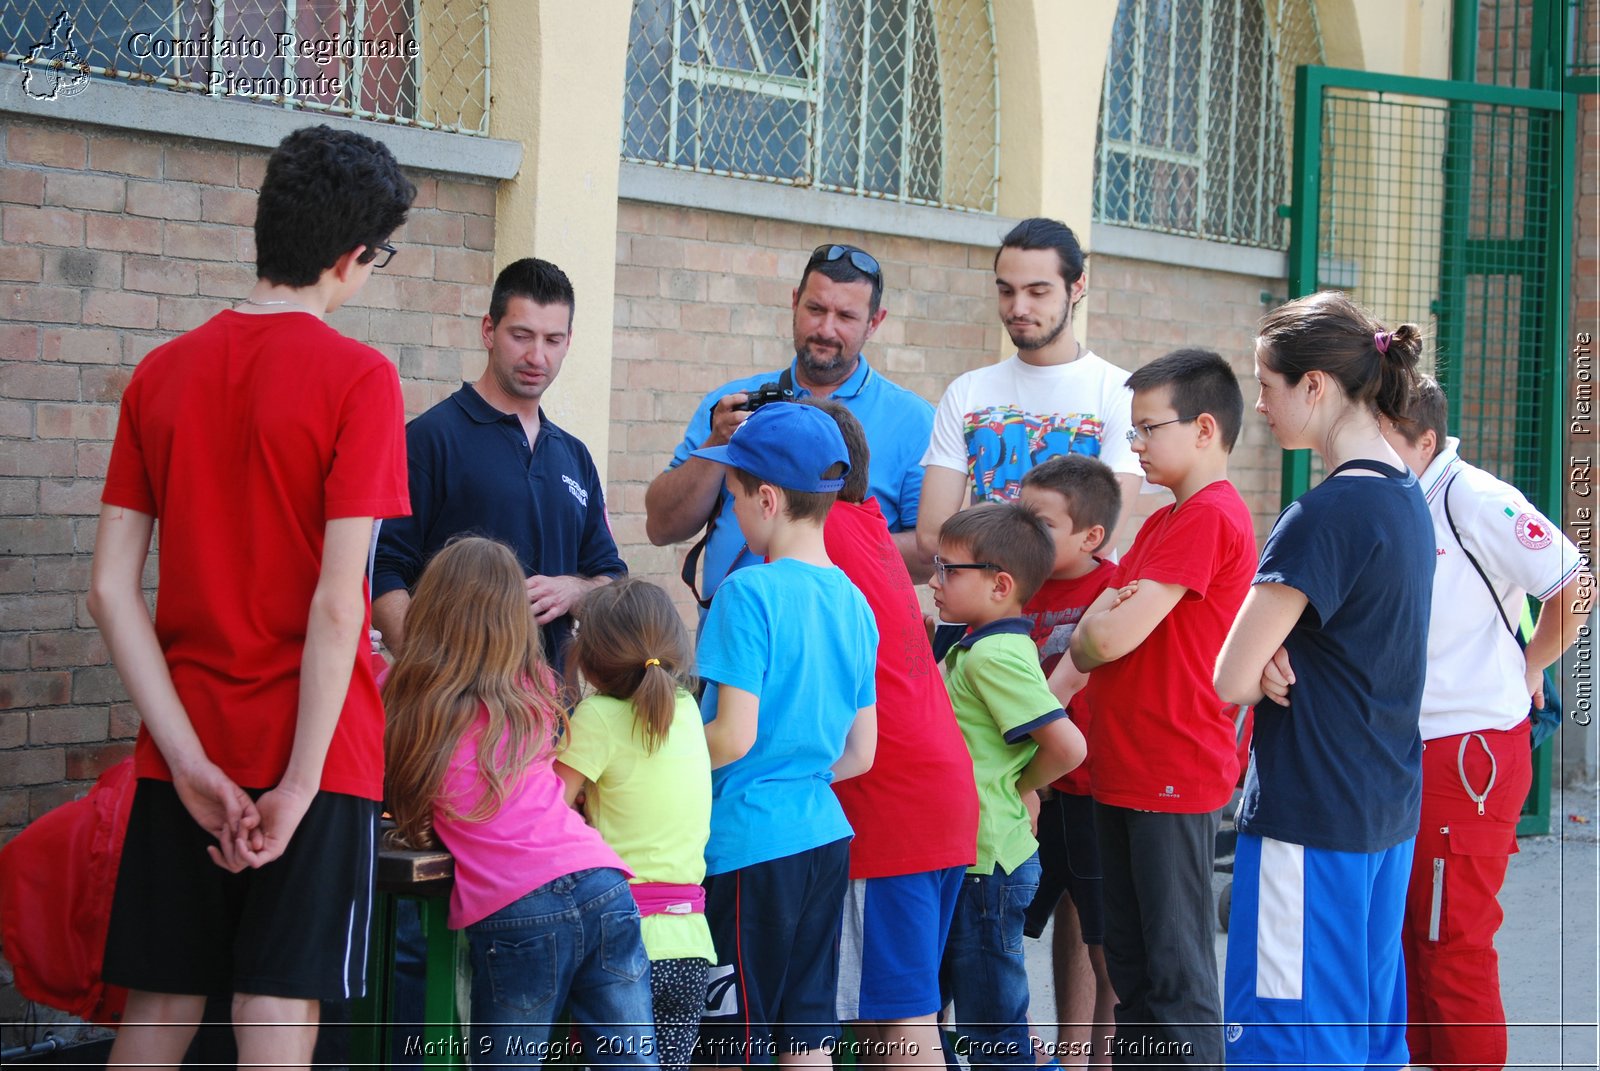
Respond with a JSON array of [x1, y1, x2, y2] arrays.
[[809, 244, 882, 285]]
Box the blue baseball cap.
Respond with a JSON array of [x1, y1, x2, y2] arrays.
[[690, 402, 851, 493]]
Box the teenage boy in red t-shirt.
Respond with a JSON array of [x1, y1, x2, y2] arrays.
[[1016, 455, 1122, 1066], [89, 125, 415, 1069], [807, 400, 980, 1068], [1068, 350, 1255, 1067]]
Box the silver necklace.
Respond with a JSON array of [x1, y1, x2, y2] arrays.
[[240, 297, 316, 313]]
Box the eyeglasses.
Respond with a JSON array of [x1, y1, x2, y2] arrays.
[[932, 555, 1000, 584], [363, 243, 399, 269], [1124, 416, 1196, 445], [809, 244, 882, 286]]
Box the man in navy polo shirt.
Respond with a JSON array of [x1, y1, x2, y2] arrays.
[[373, 258, 625, 667], [645, 242, 934, 604]]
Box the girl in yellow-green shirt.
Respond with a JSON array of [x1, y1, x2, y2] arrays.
[[557, 579, 714, 1071]]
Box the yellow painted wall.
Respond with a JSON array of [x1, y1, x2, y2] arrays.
[[991, 0, 1117, 233], [988, 0, 1118, 351], [486, 1, 632, 476], [1341, 0, 1455, 77]]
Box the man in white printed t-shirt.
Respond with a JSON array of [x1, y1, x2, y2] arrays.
[[915, 218, 1143, 560], [915, 217, 1142, 1066], [1377, 377, 1591, 1071]]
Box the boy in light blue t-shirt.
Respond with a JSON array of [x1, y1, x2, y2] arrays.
[[691, 402, 879, 1068]]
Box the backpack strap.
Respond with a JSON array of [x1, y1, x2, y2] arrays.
[[1441, 471, 1518, 640]]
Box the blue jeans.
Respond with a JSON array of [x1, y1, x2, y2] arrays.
[[940, 852, 1041, 1071], [467, 867, 655, 1068]]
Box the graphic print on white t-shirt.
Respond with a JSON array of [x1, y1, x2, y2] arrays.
[[964, 404, 1106, 502], [922, 352, 1141, 505]]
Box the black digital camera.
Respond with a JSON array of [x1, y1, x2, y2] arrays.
[[740, 381, 793, 411]]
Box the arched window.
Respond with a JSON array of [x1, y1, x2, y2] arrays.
[[623, 0, 999, 212], [1093, 0, 1324, 248]]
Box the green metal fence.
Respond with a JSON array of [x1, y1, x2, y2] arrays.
[[1463, 0, 1598, 92], [1284, 66, 1575, 832], [1570, 0, 1600, 82]]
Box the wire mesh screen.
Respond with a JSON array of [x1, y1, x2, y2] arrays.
[[1470, 0, 1598, 85], [3, 1, 489, 135], [622, 0, 1000, 213], [1569, 0, 1599, 76], [1472, 0, 1539, 86], [1093, 0, 1324, 249], [1317, 90, 1557, 495]]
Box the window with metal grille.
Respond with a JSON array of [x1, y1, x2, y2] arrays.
[[4, 1, 489, 136], [622, 0, 1000, 213], [1093, 0, 1324, 249]]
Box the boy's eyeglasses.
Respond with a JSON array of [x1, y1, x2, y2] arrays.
[[363, 243, 399, 269], [932, 555, 1000, 584], [1124, 416, 1196, 445], [809, 244, 882, 286]]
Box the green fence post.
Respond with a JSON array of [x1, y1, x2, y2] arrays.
[[1281, 63, 1323, 505]]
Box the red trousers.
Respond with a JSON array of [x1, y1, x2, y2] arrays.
[[1402, 719, 1531, 1071]]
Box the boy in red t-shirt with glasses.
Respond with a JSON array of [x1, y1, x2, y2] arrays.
[[1068, 350, 1255, 1066], [90, 125, 414, 1069]]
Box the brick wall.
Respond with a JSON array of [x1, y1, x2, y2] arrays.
[[1084, 254, 1286, 546], [608, 201, 1006, 616], [0, 114, 494, 862], [607, 200, 1289, 609]]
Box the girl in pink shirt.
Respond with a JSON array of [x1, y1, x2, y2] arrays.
[[384, 537, 655, 1067]]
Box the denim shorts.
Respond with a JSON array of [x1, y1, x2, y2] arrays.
[[940, 852, 1041, 1071], [467, 867, 654, 1067]]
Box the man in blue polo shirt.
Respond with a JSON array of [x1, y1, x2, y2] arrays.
[[645, 243, 934, 603], [373, 258, 625, 667]]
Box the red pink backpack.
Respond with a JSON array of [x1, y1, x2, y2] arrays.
[[0, 757, 134, 1025]]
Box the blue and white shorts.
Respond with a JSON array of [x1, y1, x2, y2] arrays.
[[836, 866, 965, 1021]]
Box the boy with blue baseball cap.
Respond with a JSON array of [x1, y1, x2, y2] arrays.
[[690, 403, 880, 1067]]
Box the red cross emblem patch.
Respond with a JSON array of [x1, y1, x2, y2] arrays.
[[1514, 513, 1553, 550]]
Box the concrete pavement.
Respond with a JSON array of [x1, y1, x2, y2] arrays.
[[1024, 780, 1600, 1070]]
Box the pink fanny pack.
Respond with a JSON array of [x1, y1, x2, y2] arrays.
[[631, 882, 706, 917]]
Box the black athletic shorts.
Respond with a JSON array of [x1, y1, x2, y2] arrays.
[[698, 837, 851, 1062], [1023, 792, 1105, 944], [103, 778, 379, 1001]]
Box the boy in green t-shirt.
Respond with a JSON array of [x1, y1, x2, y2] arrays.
[[932, 503, 1086, 1070]]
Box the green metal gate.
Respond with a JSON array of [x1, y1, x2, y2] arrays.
[[1282, 65, 1576, 833]]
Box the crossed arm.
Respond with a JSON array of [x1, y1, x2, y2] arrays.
[[1212, 583, 1311, 707], [1069, 577, 1189, 671]]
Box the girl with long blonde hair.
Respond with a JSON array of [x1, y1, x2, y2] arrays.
[[383, 537, 653, 1066]]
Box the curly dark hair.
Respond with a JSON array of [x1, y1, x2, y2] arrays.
[[254, 125, 416, 287]]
